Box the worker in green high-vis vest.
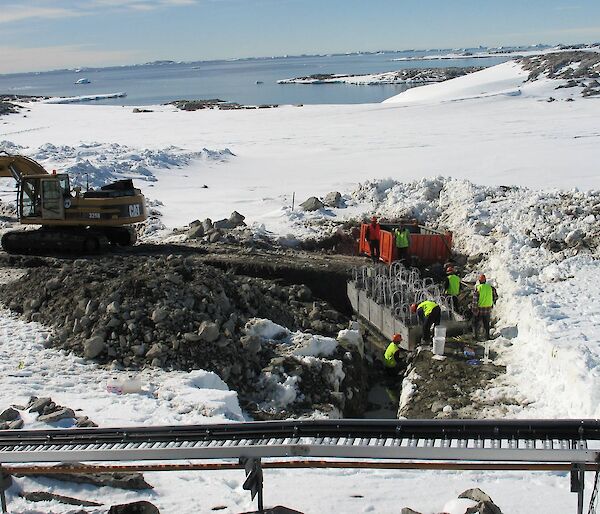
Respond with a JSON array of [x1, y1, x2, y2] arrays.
[[472, 274, 498, 340], [410, 300, 441, 344], [383, 333, 403, 374], [394, 225, 410, 264], [444, 266, 461, 312]]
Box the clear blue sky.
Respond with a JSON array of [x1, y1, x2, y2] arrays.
[[2, 0, 599, 73]]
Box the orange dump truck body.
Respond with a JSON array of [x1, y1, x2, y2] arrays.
[[359, 223, 453, 265]]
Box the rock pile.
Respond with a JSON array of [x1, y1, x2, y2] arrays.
[[3, 396, 97, 428], [299, 192, 346, 211], [0, 101, 20, 116], [188, 212, 260, 245], [0, 255, 363, 416], [520, 51, 600, 98], [169, 99, 278, 111]]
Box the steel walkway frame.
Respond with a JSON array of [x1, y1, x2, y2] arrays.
[[0, 419, 598, 514]]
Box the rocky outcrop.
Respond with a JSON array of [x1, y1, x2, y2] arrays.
[[0, 396, 98, 428], [0, 102, 20, 116]]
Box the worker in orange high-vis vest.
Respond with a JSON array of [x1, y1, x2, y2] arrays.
[[472, 274, 498, 340], [365, 215, 381, 263], [410, 300, 441, 344]]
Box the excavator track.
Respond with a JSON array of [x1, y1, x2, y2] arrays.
[[1, 228, 112, 255]]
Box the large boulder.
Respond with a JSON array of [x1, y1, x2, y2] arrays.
[[28, 397, 52, 414], [0, 407, 20, 422], [459, 488, 493, 503], [565, 228, 584, 247], [228, 211, 246, 227], [198, 321, 220, 342], [300, 196, 324, 211], [460, 488, 503, 514], [208, 230, 222, 243], [83, 336, 106, 359], [38, 407, 75, 423], [145, 344, 164, 360], [20, 491, 102, 507], [213, 219, 234, 230], [151, 308, 169, 324], [188, 223, 205, 239], [323, 191, 344, 208], [109, 501, 160, 514], [26, 464, 153, 490]]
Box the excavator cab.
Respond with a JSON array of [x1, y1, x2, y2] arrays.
[[21, 174, 70, 220]]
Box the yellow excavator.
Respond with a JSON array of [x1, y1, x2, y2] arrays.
[[0, 152, 147, 254]]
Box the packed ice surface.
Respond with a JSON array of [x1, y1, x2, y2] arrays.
[[43, 92, 127, 104], [1, 57, 600, 511]]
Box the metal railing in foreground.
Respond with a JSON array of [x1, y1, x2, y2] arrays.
[[0, 419, 599, 514]]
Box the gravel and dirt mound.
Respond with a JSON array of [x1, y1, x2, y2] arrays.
[[398, 339, 508, 419], [0, 252, 366, 418]]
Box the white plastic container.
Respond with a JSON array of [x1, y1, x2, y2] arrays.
[[432, 336, 445, 356], [107, 375, 143, 394], [434, 325, 447, 339], [121, 374, 143, 394], [106, 376, 124, 395]]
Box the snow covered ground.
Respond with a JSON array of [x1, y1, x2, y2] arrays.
[[2, 54, 600, 512]]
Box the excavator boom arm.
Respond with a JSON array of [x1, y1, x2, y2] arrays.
[[0, 153, 49, 181]]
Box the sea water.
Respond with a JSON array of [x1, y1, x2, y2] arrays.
[[0, 51, 510, 106]]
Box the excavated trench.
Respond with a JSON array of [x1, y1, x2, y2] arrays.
[[201, 257, 353, 315], [0, 241, 508, 421]]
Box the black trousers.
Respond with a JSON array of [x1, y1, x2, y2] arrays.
[[422, 306, 441, 342], [473, 311, 491, 339], [369, 240, 380, 262], [447, 295, 458, 312], [397, 246, 408, 264]]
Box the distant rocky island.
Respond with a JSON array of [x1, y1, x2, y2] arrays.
[[168, 99, 280, 111], [278, 67, 484, 85]]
